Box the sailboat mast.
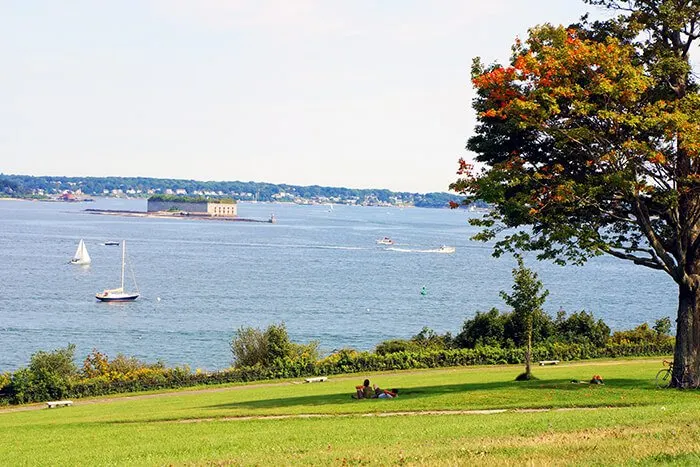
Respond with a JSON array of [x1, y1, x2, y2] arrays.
[[121, 240, 126, 290]]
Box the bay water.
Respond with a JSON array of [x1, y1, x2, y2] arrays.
[[0, 198, 677, 371]]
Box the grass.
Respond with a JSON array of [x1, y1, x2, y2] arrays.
[[2, 358, 700, 465]]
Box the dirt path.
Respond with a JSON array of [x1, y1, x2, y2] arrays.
[[169, 406, 608, 424]]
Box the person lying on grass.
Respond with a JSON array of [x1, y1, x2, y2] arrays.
[[373, 385, 398, 399]]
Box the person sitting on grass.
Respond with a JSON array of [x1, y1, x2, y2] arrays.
[[353, 379, 373, 399]]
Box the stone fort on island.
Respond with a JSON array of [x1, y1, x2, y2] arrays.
[[146, 195, 238, 217]]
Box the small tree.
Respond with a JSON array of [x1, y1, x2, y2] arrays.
[[653, 317, 672, 337], [500, 256, 549, 380], [230, 323, 319, 368], [230, 326, 269, 368]]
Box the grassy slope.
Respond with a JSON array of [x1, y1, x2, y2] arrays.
[[2, 359, 700, 465]]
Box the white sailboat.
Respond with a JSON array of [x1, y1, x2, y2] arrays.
[[95, 240, 139, 302], [70, 239, 91, 265]]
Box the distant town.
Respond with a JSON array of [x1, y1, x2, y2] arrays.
[[0, 174, 476, 209]]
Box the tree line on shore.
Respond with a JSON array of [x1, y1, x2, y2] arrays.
[[0, 174, 458, 208]]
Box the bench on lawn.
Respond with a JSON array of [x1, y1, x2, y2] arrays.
[[538, 360, 560, 366], [46, 400, 73, 409], [304, 377, 327, 383]]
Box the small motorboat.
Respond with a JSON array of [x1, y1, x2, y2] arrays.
[[104, 241, 120, 246], [376, 237, 394, 245], [437, 245, 456, 253]]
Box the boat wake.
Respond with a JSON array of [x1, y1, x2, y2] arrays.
[[386, 247, 455, 254], [314, 245, 366, 251]]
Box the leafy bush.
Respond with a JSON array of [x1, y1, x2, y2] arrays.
[[82, 349, 165, 378], [554, 309, 610, 347], [412, 327, 453, 351], [29, 344, 77, 379], [148, 194, 236, 204], [653, 317, 672, 336], [0, 372, 10, 397], [230, 327, 268, 367], [375, 327, 452, 355], [375, 339, 420, 355], [454, 308, 510, 348], [5, 344, 77, 404], [610, 322, 675, 346], [455, 308, 616, 350], [454, 308, 555, 349], [230, 323, 319, 368]]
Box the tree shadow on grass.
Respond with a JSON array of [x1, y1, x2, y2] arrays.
[[205, 377, 660, 412]]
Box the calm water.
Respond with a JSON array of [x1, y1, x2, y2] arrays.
[[0, 198, 677, 371]]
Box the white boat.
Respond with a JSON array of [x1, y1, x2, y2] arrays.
[[70, 239, 91, 265], [96, 240, 139, 302], [437, 245, 455, 253], [376, 237, 394, 245]]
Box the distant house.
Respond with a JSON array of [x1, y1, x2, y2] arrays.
[[146, 195, 237, 217]]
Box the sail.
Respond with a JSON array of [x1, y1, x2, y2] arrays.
[[72, 239, 91, 264], [79, 240, 91, 263]]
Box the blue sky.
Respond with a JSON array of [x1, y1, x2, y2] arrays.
[[2, 1, 599, 192]]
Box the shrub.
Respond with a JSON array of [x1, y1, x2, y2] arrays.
[[0, 372, 11, 394], [610, 322, 675, 346], [82, 349, 165, 379], [554, 309, 610, 347], [230, 323, 320, 368], [375, 339, 420, 355], [5, 344, 77, 404], [375, 328, 452, 355], [29, 344, 77, 379], [231, 327, 268, 367], [411, 327, 453, 351], [455, 308, 510, 348], [653, 317, 672, 336], [456, 308, 615, 350]]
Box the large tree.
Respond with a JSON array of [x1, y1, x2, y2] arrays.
[[452, 0, 700, 387]]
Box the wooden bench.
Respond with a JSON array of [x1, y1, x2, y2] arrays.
[[304, 377, 327, 383], [538, 360, 560, 366], [46, 400, 73, 409]]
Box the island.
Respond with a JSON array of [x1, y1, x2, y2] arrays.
[[86, 195, 274, 223]]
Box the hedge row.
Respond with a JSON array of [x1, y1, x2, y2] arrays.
[[0, 340, 673, 405]]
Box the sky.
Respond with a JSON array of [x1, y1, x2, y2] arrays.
[[2, 0, 602, 193]]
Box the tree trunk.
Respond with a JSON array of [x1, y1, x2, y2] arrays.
[[673, 282, 700, 388], [525, 326, 532, 379]]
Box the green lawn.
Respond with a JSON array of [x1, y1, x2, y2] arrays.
[[2, 358, 700, 465]]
